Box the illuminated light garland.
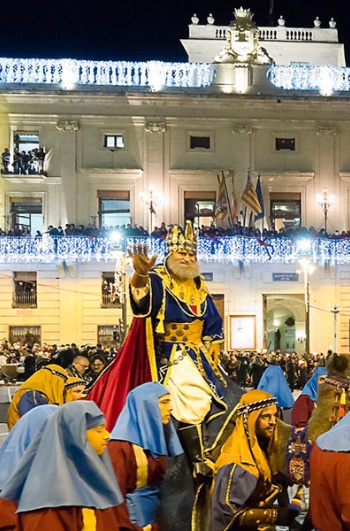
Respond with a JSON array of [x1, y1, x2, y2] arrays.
[[0, 235, 349, 264], [269, 65, 350, 91], [0, 58, 215, 89]]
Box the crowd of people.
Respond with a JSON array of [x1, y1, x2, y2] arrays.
[[0, 339, 116, 385], [0, 219, 349, 240], [1, 147, 46, 176], [220, 349, 328, 391]]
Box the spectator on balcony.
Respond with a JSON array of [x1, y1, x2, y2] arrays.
[[1, 148, 10, 174], [46, 225, 60, 236], [36, 147, 46, 173]]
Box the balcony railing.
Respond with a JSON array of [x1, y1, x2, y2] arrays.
[[101, 292, 121, 309], [0, 58, 215, 89], [0, 234, 349, 265], [12, 290, 37, 308]]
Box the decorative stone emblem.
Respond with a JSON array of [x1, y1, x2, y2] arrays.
[[144, 121, 166, 133], [214, 8, 272, 65], [56, 120, 79, 132]]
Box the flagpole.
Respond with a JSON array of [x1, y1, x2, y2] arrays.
[[221, 169, 233, 228]]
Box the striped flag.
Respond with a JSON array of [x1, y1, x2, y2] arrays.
[[241, 174, 262, 216], [254, 174, 264, 221], [215, 173, 229, 223], [230, 169, 238, 222]]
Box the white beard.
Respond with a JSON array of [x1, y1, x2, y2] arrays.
[[167, 255, 200, 280]]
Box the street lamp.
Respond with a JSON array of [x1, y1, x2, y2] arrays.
[[330, 305, 341, 352], [298, 257, 316, 354], [316, 189, 335, 234], [139, 185, 163, 232]]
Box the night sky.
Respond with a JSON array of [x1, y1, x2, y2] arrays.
[[3, 0, 348, 64]]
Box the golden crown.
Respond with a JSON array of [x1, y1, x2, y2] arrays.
[[167, 221, 198, 253]]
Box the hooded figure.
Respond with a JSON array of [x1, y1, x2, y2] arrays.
[[0, 401, 123, 531], [212, 390, 299, 531], [108, 382, 183, 530], [0, 404, 59, 490], [291, 366, 327, 427], [7, 364, 68, 429], [310, 411, 350, 531], [0, 405, 59, 529], [257, 365, 295, 409]]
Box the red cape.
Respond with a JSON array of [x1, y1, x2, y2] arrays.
[[87, 318, 154, 431]]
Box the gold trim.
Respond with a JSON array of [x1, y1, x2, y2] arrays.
[[145, 317, 158, 381], [132, 444, 148, 488], [82, 508, 97, 531]]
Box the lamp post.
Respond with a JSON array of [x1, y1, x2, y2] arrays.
[[330, 305, 341, 352], [316, 189, 335, 234], [139, 185, 163, 232], [298, 257, 316, 354]]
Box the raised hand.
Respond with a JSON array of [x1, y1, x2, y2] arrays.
[[128, 244, 158, 287]]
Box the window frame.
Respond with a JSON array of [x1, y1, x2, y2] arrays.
[[187, 131, 214, 153], [12, 271, 37, 309]]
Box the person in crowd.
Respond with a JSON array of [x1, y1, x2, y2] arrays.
[[236, 351, 250, 387], [291, 366, 327, 427], [0, 401, 123, 530], [249, 353, 266, 388], [86, 354, 106, 384], [1, 148, 10, 173], [108, 382, 183, 530], [22, 347, 36, 380], [7, 364, 68, 429], [67, 354, 90, 382], [212, 390, 300, 530], [286, 354, 298, 390], [310, 410, 350, 530]]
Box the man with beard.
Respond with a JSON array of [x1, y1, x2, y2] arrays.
[[128, 221, 228, 429]]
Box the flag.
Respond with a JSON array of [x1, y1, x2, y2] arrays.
[[230, 169, 238, 222], [241, 174, 262, 216], [215, 173, 228, 223], [254, 174, 264, 221]]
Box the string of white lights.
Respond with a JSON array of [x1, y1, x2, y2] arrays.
[[0, 58, 215, 89], [0, 235, 347, 264], [269, 65, 350, 92]]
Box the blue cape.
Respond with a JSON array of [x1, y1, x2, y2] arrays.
[[301, 367, 327, 401], [110, 382, 183, 458], [0, 401, 123, 512], [257, 365, 294, 408], [317, 410, 350, 451], [0, 405, 59, 490]]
